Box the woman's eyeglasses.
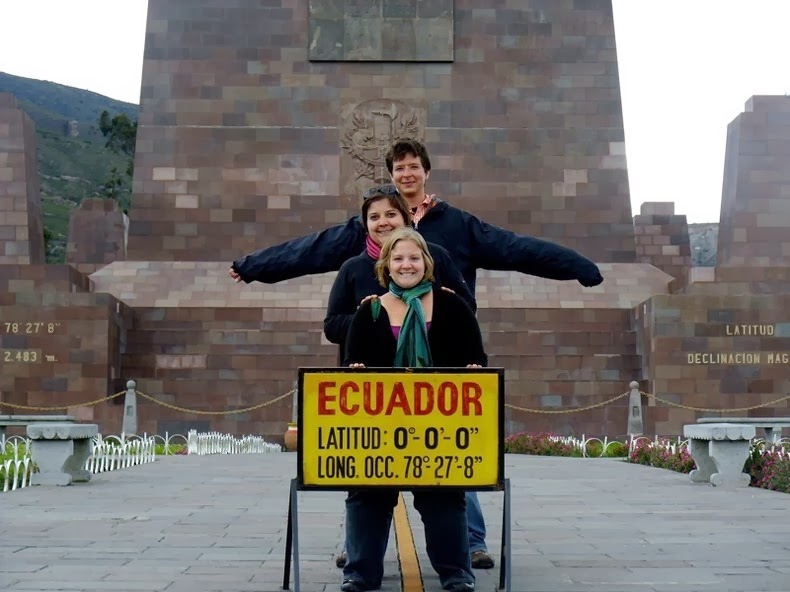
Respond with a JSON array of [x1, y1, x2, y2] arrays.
[[363, 184, 399, 199]]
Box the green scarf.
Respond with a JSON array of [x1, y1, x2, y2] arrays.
[[389, 279, 433, 367]]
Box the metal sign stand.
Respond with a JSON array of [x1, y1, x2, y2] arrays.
[[283, 481, 512, 592], [282, 479, 301, 592], [283, 368, 511, 592], [498, 478, 512, 592]]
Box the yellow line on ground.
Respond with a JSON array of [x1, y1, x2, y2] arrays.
[[394, 492, 423, 592]]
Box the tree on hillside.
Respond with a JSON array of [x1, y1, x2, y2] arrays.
[[98, 110, 137, 211]]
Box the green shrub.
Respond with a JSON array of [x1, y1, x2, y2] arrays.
[[153, 443, 187, 455], [603, 441, 628, 458]]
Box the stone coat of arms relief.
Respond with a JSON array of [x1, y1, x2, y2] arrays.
[[341, 99, 425, 200]]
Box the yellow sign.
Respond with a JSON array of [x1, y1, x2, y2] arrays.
[[298, 368, 504, 490]]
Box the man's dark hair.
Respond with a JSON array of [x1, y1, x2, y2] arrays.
[[385, 139, 432, 174]]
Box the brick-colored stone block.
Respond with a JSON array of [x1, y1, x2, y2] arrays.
[[634, 201, 691, 293], [0, 287, 130, 432], [66, 198, 128, 273], [717, 96, 790, 267], [0, 93, 45, 264]]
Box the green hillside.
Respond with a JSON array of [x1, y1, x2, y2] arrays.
[[0, 72, 136, 137], [0, 71, 137, 262]]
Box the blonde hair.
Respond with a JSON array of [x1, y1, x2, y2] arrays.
[[375, 228, 435, 287]]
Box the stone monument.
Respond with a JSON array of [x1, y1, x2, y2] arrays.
[[717, 96, 790, 268], [635, 97, 790, 435], [89, 0, 659, 439], [0, 93, 129, 431], [2, 3, 787, 441], [0, 93, 44, 264]]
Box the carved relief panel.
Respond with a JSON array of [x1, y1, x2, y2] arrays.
[[340, 99, 425, 201]]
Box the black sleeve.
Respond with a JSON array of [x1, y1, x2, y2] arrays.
[[428, 243, 477, 313], [342, 300, 378, 367], [323, 263, 357, 345], [231, 217, 366, 283], [449, 293, 488, 367], [465, 213, 604, 287]]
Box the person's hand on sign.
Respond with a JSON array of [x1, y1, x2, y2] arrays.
[[349, 363, 366, 368], [466, 363, 481, 368]]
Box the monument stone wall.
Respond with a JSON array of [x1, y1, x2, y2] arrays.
[[717, 96, 790, 267], [0, 93, 45, 264], [634, 97, 790, 433], [66, 197, 128, 274], [633, 202, 691, 293], [101, 0, 656, 439], [129, 0, 636, 263], [0, 265, 130, 430]]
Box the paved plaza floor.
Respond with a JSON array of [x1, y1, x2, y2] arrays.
[[1, 453, 789, 592]]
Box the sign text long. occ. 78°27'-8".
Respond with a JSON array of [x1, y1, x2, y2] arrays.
[[297, 368, 504, 490]]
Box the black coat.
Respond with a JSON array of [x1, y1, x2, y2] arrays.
[[323, 243, 476, 351], [232, 198, 604, 294], [344, 287, 487, 368]]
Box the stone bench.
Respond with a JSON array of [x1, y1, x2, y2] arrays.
[[0, 414, 75, 440], [683, 423, 756, 488], [697, 417, 790, 443], [27, 423, 99, 486]]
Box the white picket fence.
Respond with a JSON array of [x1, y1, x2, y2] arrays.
[[186, 429, 282, 455], [84, 434, 157, 474], [2, 437, 32, 493], [543, 434, 629, 457], [1, 430, 281, 493]]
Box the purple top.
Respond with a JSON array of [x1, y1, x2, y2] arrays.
[[391, 322, 431, 339]]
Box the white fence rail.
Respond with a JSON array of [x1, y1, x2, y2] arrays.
[[85, 434, 157, 474], [2, 437, 32, 493], [2, 430, 283, 493], [186, 429, 282, 455]]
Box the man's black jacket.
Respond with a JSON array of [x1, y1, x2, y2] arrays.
[[232, 198, 604, 293]]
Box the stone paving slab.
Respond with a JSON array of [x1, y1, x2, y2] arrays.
[[1, 454, 789, 592]]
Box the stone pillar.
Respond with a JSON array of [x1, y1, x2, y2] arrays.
[[633, 202, 691, 292], [121, 380, 138, 436], [717, 96, 790, 267], [626, 381, 643, 437], [0, 92, 45, 264], [66, 197, 128, 274]]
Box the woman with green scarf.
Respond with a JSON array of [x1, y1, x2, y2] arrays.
[[340, 228, 485, 592]]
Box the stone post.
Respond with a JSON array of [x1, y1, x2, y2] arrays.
[[626, 381, 644, 436], [291, 379, 298, 423], [122, 380, 138, 435]]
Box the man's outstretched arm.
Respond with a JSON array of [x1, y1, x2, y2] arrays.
[[230, 217, 366, 284], [469, 215, 603, 287]]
